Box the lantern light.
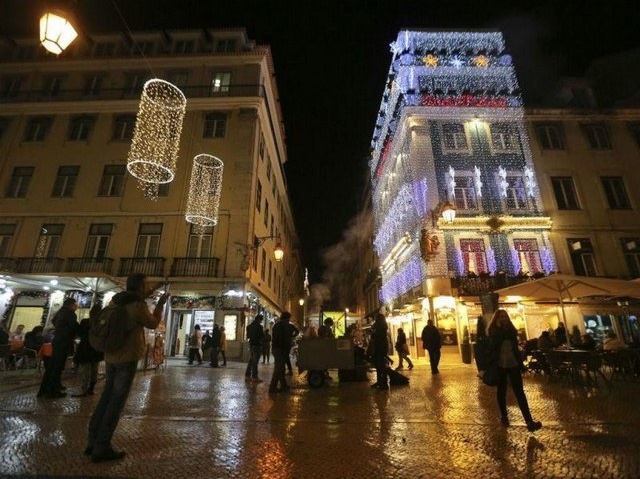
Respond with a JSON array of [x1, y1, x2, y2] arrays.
[[274, 243, 285, 262], [440, 202, 457, 223], [39, 10, 78, 55]]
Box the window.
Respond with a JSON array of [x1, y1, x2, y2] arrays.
[[124, 72, 147, 97], [582, 123, 612, 149], [551, 176, 580, 210], [35, 224, 64, 258], [203, 113, 227, 138], [157, 182, 170, 197], [112, 115, 136, 140], [167, 71, 189, 90], [5, 166, 34, 198], [51, 166, 79, 197], [535, 123, 565, 150], [252, 236, 259, 271], [173, 40, 194, 54], [268, 259, 273, 288], [270, 215, 275, 237], [513, 239, 542, 274], [260, 249, 266, 280], [459, 239, 487, 274], [567, 238, 597, 276], [490, 123, 519, 151], [0, 76, 22, 98], [505, 175, 529, 210], [621, 239, 640, 278], [442, 123, 468, 150], [68, 116, 95, 141], [266, 162, 272, 184], [0, 224, 16, 257], [93, 42, 115, 57], [256, 180, 262, 212], [135, 223, 162, 257], [187, 225, 213, 257], [41, 76, 62, 97], [84, 224, 113, 260], [83, 75, 104, 96], [132, 41, 154, 55], [0, 117, 10, 140], [24, 117, 52, 142], [601, 176, 631, 210], [453, 175, 478, 210], [627, 122, 640, 148], [259, 134, 265, 160], [98, 165, 125, 197], [216, 39, 236, 53], [211, 72, 231, 94], [264, 200, 269, 227]]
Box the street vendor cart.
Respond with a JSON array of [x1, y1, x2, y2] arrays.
[[297, 338, 355, 388]]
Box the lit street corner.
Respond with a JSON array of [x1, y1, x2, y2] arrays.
[[1, 358, 639, 479]]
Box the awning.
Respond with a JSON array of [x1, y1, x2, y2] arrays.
[[0, 271, 124, 294]]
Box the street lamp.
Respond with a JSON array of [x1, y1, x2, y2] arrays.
[[298, 298, 305, 306], [254, 235, 284, 262], [430, 201, 457, 227], [39, 9, 78, 54]]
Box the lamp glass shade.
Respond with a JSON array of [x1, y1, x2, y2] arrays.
[[441, 203, 456, 223], [273, 244, 284, 262], [40, 12, 78, 54], [298, 299, 305, 306]]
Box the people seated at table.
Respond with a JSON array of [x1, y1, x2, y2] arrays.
[[569, 325, 582, 348], [24, 326, 44, 352], [603, 331, 627, 351], [578, 333, 597, 351], [10, 324, 25, 341], [554, 322, 568, 347], [537, 331, 554, 351]]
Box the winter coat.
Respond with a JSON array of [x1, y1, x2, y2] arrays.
[[421, 324, 441, 351], [74, 317, 104, 364]]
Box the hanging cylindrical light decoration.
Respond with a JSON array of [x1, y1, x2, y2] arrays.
[[39, 10, 78, 55], [127, 79, 187, 200], [185, 154, 224, 233]]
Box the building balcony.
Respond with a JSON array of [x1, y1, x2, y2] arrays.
[[66, 257, 114, 275], [0, 257, 19, 272], [170, 257, 219, 278], [451, 272, 543, 296], [16, 257, 64, 274], [118, 257, 166, 277]]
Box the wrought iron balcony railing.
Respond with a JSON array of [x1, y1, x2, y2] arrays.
[[16, 257, 64, 274], [451, 273, 542, 296], [0, 257, 19, 272], [170, 257, 220, 277], [66, 257, 114, 275], [118, 257, 166, 277]]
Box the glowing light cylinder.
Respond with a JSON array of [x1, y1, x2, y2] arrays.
[[40, 11, 78, 55], [185, 154, 224, 231], [127, 79, 187, 200]]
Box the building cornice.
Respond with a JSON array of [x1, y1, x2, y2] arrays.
[[437, 215, 553, 232]]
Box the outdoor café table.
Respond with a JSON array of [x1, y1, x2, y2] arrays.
[[543, 349, 593, 386]]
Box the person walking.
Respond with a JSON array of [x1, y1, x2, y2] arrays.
[[72, 303, 104, 397], [262, 329, 272, 364], [218, 326, 227, 366], [38, 298, 80, 398], [245, 315, 264, 382], [488, 309, 542, 432], [269, 311, 294, 393], [85, 273, 169, 463], [188, 325, 203, 365], [394, 327, 413, 370], [210, 323, 221, 368], [371, 313, 390, 390], [421, 319, 441, 374]]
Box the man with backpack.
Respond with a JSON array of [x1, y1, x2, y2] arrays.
[[85, 273, 169, 463]]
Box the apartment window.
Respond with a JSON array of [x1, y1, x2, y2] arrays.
[[203, 113, 227, 138], [211, 72, 231, 94], [442, 123, 468, 150], [93, 42, 115, 57], [551, 176, 581, 210], [490, 122, 519, 151], [98, 165, 125, 197], [173, 40, 194, 54], [83, 75, 104, 96], [68, 116, 95, 141], [51, 166, 79, 197], [272, 180, 277, 198], [621, 239, 640, 278], [124, 72, 147, 97], [627, 122, 640, 148], [568, 238, 597, 276], [41, 76, 63, 97], [187, 225, 213, 257], [0, 76, 22, 98], [167, 71, 189, 90], [0, 224, 16, 257], [601, 176, 631, 210], [135, 223, 162, 257], [260, 249, 267, 280], [132, 41, 154, 55], [0, 117, 10, 140], [264, 200, 269, 227], [582, 123, 612, 149], [459, 239, 487, 275], [5, 166, 34, 198], [216, 39, 236, 53], [15, 45, 36, 60], [252, 236, 259, 271], [112, 115, 136, 140], [505, 175, 529, 210], [270, 215, 275, 237], [157, 182, 170, 197], [24, 117, 53, 142], [266, 162, 272, 184], [259, 134, 265, 160], [84, 224, 113, 260], [268, 259, 273, 288], [35, 224, 64, 258], [256, 180, 262, 212], [453, 175, 478, 210], [535, 123, 565, 150], [513, 239, 542, 274]]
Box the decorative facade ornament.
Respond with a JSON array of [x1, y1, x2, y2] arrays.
[[420, 228, 440, 262]]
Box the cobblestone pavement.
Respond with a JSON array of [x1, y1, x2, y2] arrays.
[[1, 353, 639, 479]]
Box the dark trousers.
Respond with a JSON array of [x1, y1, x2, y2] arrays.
[[209, 346, 219, 367], [38, 343, 68, 396], [285, 353, 293, 373], [262, 348, 270, 363], [244, 345, 261, 378], [269, 349, 288, 391], [217, 349, 226, 366], [497, 366, 533, 423], [188, 347, 202, 364], [87, 361, 137, 454], [374, 354, 388, 387], [397, 350, 414, 368], [426, 348, 441, 373]]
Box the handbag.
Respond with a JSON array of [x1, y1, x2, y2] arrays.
[[481, 362, 499, 387], [402, 343, 410, 355]]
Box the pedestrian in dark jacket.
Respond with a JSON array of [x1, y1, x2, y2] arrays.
[[421, 319, 441, 374], [395, 327, 413, 370], [38, 297, 80, 398], [244, 315, 264, 381], [269, 312, 294, 393], [262, 330, 272, 364], [488, 309, 542, 432], [371, 313, 390, 390], [209, 323, 221, 367], [72, 303, 104, 397]]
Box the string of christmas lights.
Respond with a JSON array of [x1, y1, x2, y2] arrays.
[[185, 154, 224, 234]]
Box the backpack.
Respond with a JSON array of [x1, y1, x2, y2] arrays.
[[89, 303, 130, 353]]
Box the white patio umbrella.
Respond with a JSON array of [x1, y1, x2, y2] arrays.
[[494, 274, 636, 324]]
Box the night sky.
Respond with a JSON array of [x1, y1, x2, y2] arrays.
[[2, 0, 639, 284]]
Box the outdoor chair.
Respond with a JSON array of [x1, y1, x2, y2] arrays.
[[580, 353, 613, 390], [15, 348, 39, 370], [543, 352, 572, 385], [602, 351, 627, 382]]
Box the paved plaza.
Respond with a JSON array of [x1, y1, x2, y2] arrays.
[[0, 353, 639, 479]]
